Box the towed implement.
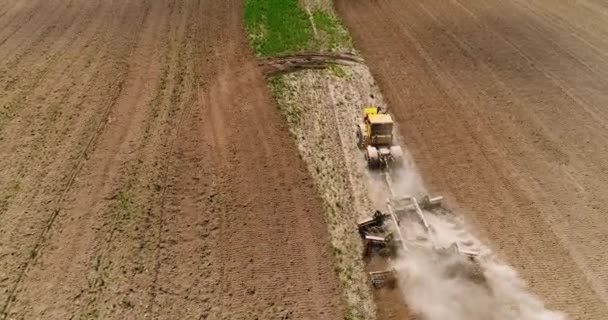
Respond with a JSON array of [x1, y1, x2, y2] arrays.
[[356, 107, 403, 168], [357, 195, 482, 289]]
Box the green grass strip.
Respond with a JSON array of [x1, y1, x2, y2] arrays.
[[244, 0, 313, 56], [312, 9, 352, 51]]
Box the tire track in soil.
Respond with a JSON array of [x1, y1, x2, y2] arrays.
[[142, 1, 184, 307], [146, 1, 207, 317], [148, 79, 215, 320], [68, 1, 173, 318], [78, 2, 189, 317], [335, 0, 608, 319], [76, 2, 191, 318], [1, 1, 155, 318]]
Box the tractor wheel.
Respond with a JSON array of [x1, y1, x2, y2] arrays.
[[356, 124, 367, 149], [366, 146, 379, 168]]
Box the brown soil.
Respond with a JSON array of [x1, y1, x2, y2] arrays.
[[0, 1, 342, 319], [335, 0, 608, 319]]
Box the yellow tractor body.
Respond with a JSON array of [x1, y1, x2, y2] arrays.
[[357, 107, 403, 168]]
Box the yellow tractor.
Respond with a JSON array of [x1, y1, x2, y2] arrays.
[[356, 107, 403, 168]]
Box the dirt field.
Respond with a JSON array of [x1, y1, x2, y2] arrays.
[[0, 1, 343, 319], [335, 0, 608, 319]]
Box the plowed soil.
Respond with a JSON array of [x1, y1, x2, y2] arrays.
[[335, 0, 608, 319], [0, 1, 342, 319]]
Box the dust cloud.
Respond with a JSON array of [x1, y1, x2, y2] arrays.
[[390, 164, 425, 198], [394, 250, 567, 320], [379, 146, 566, 320]]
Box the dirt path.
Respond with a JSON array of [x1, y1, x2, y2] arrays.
[[336, 0, 608, 319], [0, 1, 342, 319]]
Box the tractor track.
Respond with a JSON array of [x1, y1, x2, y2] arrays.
[[68, 3, 174, 318], [75, 3, 188, 317], [142, 3, 183, 312], [147, 46, 196, 318]]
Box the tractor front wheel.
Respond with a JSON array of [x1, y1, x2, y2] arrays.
[[356, 124, 367, 149]]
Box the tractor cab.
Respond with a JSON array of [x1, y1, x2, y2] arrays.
[[366, 113, 394, 146]]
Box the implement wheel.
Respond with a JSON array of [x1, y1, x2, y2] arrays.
[[389, 145, 404, 166], [365, 146, 379, 168]]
